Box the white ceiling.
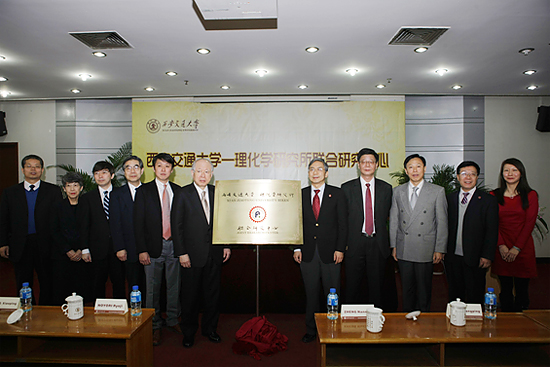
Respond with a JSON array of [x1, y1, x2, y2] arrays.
[[0, 0, 549, 101]]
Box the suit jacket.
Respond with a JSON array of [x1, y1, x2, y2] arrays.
[[172, 183, 224, 268], [298, 185, 348, 264], [0, 181, 62, 262], [389, 181, 448, 262], [79, 188, 113, 261], [110, 184, 139, 262], [50, 198, 81, 260], [446, 190, 499, 267], [341, 177, 393, 258], [134, 180, 181, 259]]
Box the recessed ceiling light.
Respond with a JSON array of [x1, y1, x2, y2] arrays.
[[165, 71, 177, 76], [523, 70, 537, 75], [255, 69, 268, 77], [526, 85, 538, 90], [144, 87, 155, 92], [346, 68, 358, 76], [0, 56, 5, 61], [298, 84, 308, 90], [414, 47, 428, 53], [518, 48, 534, 56], [220, 85, 230, 90], [0, 91, 11, 97], [435, 69, 448, 76], [452, 85, 463, 90], [197, 48, 210, 55], [78, 74, 92, 81], [305, 47, 319, 53], [0, 77, 7, 82], [92, 51, 107, 58], [70, 89, 81, 94], [375, 84, 386, 89]]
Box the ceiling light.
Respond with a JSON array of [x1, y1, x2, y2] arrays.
[[0, 77, 7, 82], [518, 48, 534, 56], [70, 89, 81, 94], [375, 84, 386, 89], [526, 85, 538, 90], [414, 47, 428, 53], [0, 91, 11, 97], [0, 56, 5, 61], [78, 74, 92, 81], [220, 85, 230, 90], [305, 47, 319, 53], [165, 71, 177, 76], [255, 69, 268, 77], [452, 85, 463, 90], [523, 70, 537, 75], [92, 51, 107, 58], [346, 68, 358, 76], [435, 69, 448, 76], [144, 87, 155, 92], [298, 84, 308, 90], [197, 48, 210, 55]]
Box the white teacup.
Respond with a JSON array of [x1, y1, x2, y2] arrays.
[[61, 292, 84, 320], [366, 307, 385, 333]]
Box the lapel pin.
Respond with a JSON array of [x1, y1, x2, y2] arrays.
[[329, 194, 332, 198]]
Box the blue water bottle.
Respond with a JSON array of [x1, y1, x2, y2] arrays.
[[20, 282, 32, 312], [130, 285, 142, 316], [484, 287, 497, 319], [327, 288, 338, 320]]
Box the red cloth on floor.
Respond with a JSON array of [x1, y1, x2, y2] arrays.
[[232, 316, 289, 360]]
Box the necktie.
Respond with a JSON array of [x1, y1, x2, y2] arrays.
[[103, 191, 110, 219], [312, 189, 320, 221], [162, 184, 171, 240], [29, 184, 35, 192], [365, 183, 373, 235], [461, 192, 469, 205], [410, 186, 418, 209], [201, 190, 210, 224]]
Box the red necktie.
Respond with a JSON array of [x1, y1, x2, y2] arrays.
[[461, 192, 469, 205], [365, 183, 373, 235], [162, 184, 171, 240], [313, 189, 320, 221]]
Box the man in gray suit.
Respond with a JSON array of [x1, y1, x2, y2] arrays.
[[389, 154, 448, 312]]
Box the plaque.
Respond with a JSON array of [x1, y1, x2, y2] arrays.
[[213, 179, 303, 244]]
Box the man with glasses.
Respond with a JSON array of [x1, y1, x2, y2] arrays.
[[294, 158, 347, 343], [445, 161, 498, 304]]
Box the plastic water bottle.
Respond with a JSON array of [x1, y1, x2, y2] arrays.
[[327, 288, 338, 320], [20, 282, 32, 312], [484, 287, 497, 320], [130, 285, 142, 317]]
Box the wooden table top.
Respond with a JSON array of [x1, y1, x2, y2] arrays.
[[524, 310, 550, 330], [315, 312, 550, 344], [0, 306, 154, 339]]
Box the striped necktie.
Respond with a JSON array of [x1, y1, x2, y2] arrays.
[[103, 191, 110, 219]]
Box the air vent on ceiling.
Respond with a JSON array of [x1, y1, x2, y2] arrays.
[[69, 31, 133, 50], [388, 27, 449, 46]]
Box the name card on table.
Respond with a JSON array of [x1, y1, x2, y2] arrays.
[[465, 304, 483, 320], [340, 304, 374, 319], [94, 299, 128, 314], [0, 297, 20, 310]]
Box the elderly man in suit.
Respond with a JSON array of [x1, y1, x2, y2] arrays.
[[0, 154, 62, 305], [80, 161, 126, 301], [390, 154, 448, 312], [294, 158, 347, 343], [172, 158, 231, 348], [445, 161, 498, 304], [134, 153, 182, 346], [110, 155, 146, 303], [341, 148, 393, 308]]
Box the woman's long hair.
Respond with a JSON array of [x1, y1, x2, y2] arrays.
[[493, 158, 533, 210]]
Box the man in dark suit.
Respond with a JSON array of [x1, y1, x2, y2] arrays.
[[0, 154, 62, 305], [172, 158, 231, 348], [134, 153, 182, 346], [445, 161, 498, 304], [80, 161, 125, 301], [341, 148, 393, 308], [110, 156, 146, 303], [294, 158, 347, 343]]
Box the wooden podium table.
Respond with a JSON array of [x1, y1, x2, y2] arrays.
[[0, 306, 154, 366], [315, 312, 550, 367]]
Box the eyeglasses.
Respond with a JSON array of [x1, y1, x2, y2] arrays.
[[459, 172, 477, 177], [124, 165, 141, 171], [194, 169, 212, 175], [309, 167, 325, 172]]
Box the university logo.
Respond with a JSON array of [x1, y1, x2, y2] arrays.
[[249, 206, 267, 223], [146, 118, 200, 133], [146, 119, 161, 134]]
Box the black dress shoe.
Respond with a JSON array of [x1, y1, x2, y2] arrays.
[[203, 331, 222, 343], [301, 333, 316, 343], [182, 336, 194, 348]]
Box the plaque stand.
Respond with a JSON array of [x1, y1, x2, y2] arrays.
[[256, 245, 260, 317]]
